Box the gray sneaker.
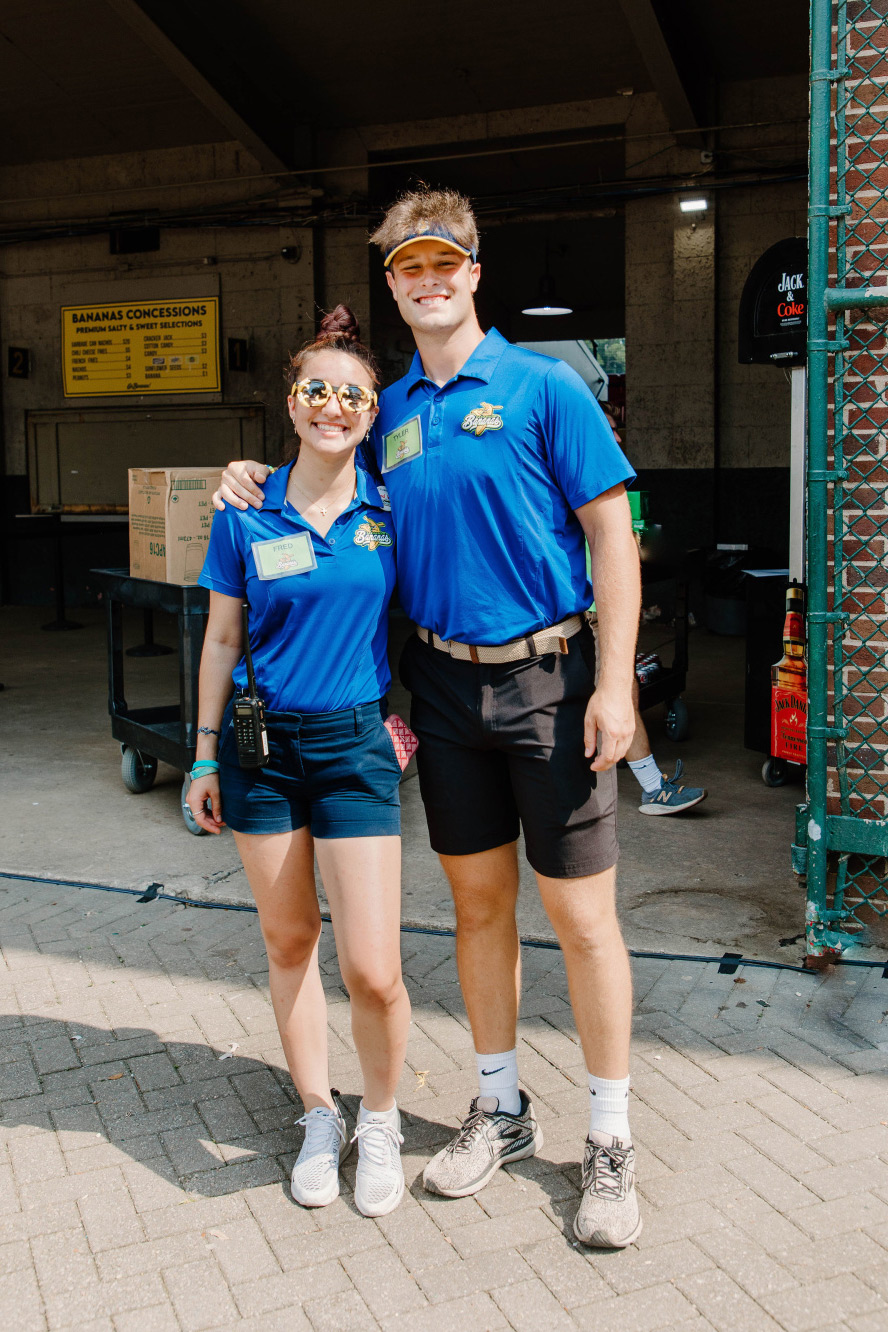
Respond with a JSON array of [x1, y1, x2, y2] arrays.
[[422, 1093, 542, 1198], [573, 1131, 643, 1248]]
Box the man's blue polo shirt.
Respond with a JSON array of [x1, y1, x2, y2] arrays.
[[370, 328, 634, 645], [199, 462, 396, 713]]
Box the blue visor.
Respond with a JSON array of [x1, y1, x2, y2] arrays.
[[383, 226, 477, 268]]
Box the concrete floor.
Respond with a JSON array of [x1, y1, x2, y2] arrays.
[[0, 603, 822, 963]]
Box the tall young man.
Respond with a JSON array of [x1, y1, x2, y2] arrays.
[[217, 188, 643, 1246]]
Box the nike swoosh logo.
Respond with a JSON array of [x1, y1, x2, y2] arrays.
[[481, 1067, 505, 1076]]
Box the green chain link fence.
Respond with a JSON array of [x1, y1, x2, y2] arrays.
[[805, 0, 888, 954]]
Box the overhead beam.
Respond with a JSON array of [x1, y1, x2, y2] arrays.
[[616, 0, 701, 139], [105, 0, 295, 174]]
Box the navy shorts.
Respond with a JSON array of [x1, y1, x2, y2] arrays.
[[218, 699, 402, 838], [399, 627, 618, 879]]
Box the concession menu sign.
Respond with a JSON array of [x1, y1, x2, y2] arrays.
[[61, 297, 220, 397]]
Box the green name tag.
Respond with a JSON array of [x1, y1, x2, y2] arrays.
[[382, 415, 423, 472], [251, 533, 317, 580]]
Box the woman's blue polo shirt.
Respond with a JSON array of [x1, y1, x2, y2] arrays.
[[369, 328, 634, 646], [198, 462, 396, 714]]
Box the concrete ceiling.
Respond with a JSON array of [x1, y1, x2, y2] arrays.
[[0, 0, 808, 169]]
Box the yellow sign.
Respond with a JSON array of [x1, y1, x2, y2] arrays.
[[61, 298, 220, 397]]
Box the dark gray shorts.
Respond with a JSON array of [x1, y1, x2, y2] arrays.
[[399, 627, 618, 879]]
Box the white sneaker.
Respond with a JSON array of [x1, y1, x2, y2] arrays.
[[352, 1106, 405, 1217], [290, 1092, 352, 1207]]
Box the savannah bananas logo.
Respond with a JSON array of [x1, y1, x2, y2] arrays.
[[461, 402, 504, 436], [354, 519, 393, 551]]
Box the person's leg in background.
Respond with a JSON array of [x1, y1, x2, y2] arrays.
[[626, 680, 707, 816]]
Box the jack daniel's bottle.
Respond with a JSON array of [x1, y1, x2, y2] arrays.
[[772, 585, 806, 687], [770, 584, 807, 764]]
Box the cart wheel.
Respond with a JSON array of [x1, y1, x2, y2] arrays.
[[181, 777, 209, 836], [665, 697, 690, 741], [762, 757, 790, 787], [121, 747, 158, 794]]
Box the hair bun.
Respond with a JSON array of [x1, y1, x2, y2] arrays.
[[317, 303, 360, 344]]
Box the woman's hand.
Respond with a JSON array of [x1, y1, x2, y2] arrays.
[[186, 775, 225, 833], [211, 460, 270, 512]]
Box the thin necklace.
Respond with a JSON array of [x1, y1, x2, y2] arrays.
[[289, 473, 356, 517]]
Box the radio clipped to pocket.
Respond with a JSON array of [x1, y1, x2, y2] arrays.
[[235, 601, 270, 769]]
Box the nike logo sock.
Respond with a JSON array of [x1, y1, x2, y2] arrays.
[[476, 1048, 521, 1115], [588, 1072, 631, 1140]]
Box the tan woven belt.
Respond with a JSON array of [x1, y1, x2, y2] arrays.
[[416, 614, 583, 664]]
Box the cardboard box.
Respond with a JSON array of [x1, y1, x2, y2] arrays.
[[129, 467, 222, 585]]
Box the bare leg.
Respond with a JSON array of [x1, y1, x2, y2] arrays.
[[439, 843, 521, 1054], [625, 680, 651, 764], [233, 828, 332, 1110], [314, 835, 409, 1112], [536, 865, 632, 1079]]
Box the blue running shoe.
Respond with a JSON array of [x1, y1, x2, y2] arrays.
[[639, 760, 707, 816]]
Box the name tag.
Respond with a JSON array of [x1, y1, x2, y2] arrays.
[[251, 533, 317, 580], [382, 415, 423, 472]]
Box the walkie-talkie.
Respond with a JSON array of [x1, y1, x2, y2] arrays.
[[234, 601, 269, 768]]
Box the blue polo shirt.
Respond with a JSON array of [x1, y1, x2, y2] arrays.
[[199, 462, 396, 713], [370, 328, 634, 645]]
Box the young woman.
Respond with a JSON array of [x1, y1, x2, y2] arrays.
[[186, 307, 409, 1217]]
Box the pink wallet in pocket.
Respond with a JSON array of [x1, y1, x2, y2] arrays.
[[384, 714, 419, 771]]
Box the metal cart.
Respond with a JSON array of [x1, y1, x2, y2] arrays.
[[637, 558, 691, 740], [91, 567, 210, 834]]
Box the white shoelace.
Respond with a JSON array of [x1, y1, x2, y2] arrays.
[[296, 1107, 346, 1160], [352, 1118, 404, 1167]]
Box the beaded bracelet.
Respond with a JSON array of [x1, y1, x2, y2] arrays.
[[190, 760, 220, 777]]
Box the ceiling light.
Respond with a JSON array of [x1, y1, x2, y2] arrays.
[[679, 198, 708, 213], [522, 275, 573, 317]]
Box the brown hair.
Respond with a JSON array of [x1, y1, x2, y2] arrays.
[[369, 186, 479, 261], [286, 304, 379, 388], [284, 305, 379, 460]]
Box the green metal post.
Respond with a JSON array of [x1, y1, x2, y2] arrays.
[[805, 0, 834, 953]]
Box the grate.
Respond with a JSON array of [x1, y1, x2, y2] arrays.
[[807, 0, 888, 954]]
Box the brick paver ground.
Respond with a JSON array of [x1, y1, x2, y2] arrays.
[[2, 872, 888, 1331]]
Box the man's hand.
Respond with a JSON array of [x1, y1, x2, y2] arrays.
[[212, 460, 270, 512], [583, 684, 635, 771]]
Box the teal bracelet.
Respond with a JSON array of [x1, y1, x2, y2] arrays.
[[190, 760, 220, 777]]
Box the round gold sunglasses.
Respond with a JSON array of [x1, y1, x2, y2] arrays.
[[291, 378, 378, 413]]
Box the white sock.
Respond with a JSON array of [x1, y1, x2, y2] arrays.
[[358, 1099, 398, 1125], [588, 1073, 631, 1141], [628, 754, 663, 794], [476, 1049, 521, 1115]]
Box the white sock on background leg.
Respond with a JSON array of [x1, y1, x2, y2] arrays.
[[628, 754, 662, 794], [588, 1073, 631, 1140], [476, 1049, 521, 1115]]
